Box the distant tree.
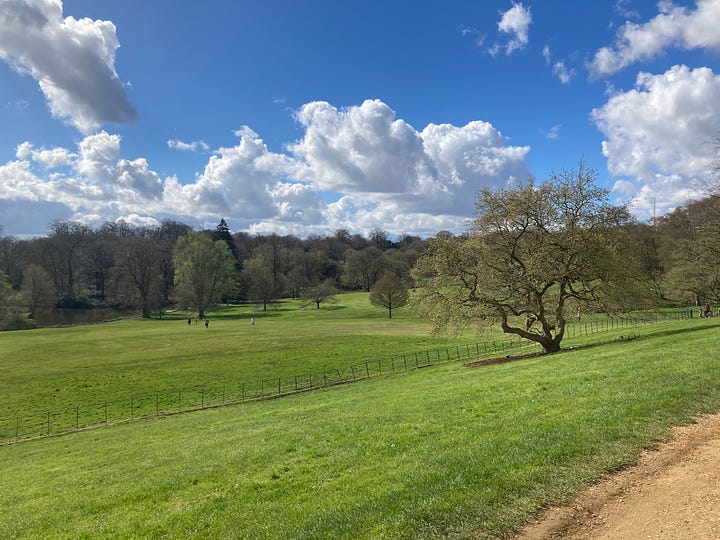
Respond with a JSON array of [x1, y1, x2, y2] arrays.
[[0, 233, 24, 288], [0, 271, 12, 320], [20, 264, 56, 318], [301, 279, 338, 309], [242, 253, 277, 310], [343, 246, 386, 291], [369, 271, 408, 319], [212, 218, 239, 260], [47, 221, 89, 298], [412, 163, 650, 353], [173, 232, 236, 318], [84, 232, 115, 300], [122, 237, 161, 318]]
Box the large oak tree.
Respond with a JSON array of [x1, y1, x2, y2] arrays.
[[412, 163, 650, 353]]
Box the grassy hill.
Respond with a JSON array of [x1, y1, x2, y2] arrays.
[[1, 296, 719, 538]]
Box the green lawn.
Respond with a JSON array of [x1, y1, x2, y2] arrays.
[[0, 294, 454, 410], [1, 309, 720, 538]]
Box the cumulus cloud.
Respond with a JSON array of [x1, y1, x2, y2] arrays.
[[491, 2, 532, 56], [167, 139, 210, 152], [289, 100, 437, 195], [592, 65, 720, 215], [0, 99, 533, 237], [15, 142, 75, 168], [0, 0, 137, 133], [589, 0, 720, 76]]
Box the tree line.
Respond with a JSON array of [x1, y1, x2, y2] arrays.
[[2, 161, 719, 347], [0, 219, 427, 326]]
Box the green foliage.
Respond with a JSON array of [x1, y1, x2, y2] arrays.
[[412, 163, 652, 352], [1, 319, 720, 538], [1, 313, 37, 331], [173, 231, 236, 318]]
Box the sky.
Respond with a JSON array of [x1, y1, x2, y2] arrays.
[[0, 0, 719, 238]]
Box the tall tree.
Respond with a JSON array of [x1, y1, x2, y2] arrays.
[[343, 246, 386, 291], [0, 271, 12, 321], [122, 237, 161, 318], [20, 264, 56, 318], [241, 253, 276, 310], [412, 163, 649, 353], [48, 221, 89, 299], [173, 232, 236, 318], [369, 271, 408, 319]]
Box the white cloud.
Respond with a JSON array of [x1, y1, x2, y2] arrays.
[[0, 0, 137, 133], [15, 142, 75, 168], [0, 99, 534, 237], [592, 65, 720, 215], [542, 125, 561, 139], [167, 139, 210, 152], [552, 61, 574, 84], [542, 45, 551, 64], [289, 100, 437, 195], [589, 0, 720, 76], [492, 2, 532, 56]]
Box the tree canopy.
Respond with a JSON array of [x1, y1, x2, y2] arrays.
[[412, 163, 650, 353], [369, 271, 408, 319], [173, 232, 236, 318]]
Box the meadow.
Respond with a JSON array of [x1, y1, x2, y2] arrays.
[[1, 294, 719, 538]]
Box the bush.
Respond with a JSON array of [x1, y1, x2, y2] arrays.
[[1, 314, 38, 331]]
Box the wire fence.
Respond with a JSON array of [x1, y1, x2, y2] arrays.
[[0, 309, 695, 445]]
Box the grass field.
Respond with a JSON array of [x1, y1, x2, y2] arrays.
[[1, 296, 718, 538]]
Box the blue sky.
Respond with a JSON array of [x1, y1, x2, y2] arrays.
[[1, 0, 719, 237]]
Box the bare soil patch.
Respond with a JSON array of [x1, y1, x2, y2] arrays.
[[511, 412, 720, 539]]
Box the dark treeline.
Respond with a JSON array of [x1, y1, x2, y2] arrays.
[[2, 193, 720, 328], [0, 218, 428, 325]]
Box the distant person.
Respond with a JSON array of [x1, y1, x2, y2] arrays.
[[705, 303, 711, 317], [204, 319, 209, 328], [251, 317, 255, 326], [187, 318, 191, 326]]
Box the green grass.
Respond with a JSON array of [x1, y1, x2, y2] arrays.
[[1, 294, 484, 414], [1, 297, 718, 538]]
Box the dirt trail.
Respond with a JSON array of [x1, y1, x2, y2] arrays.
[[512, 412, 720, 539]]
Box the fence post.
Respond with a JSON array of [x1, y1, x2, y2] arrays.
[[201, 389, 205, 408], [324, 371, 328, 386], [351, 365, 356, 379], [278, 378, 281, 395], [365, 361, 370, 377]]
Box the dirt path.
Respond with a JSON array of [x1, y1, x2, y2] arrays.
[[512, 412, 720, 539]]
